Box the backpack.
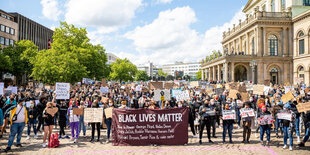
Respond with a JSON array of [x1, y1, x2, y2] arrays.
[[48, 133, 60, 148]]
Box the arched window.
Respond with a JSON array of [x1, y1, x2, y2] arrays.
[[298, 31, 305, 55], [298, 66, 305, 79], [268, 35, 278, 56]]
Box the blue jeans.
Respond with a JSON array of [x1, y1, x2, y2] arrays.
[[79, 115, 86, 135], [302, 127, 310, 143], [105, 118, 112, 139], [275, 117, 279, 134], [260, 125, 270, 142], [223, 124, 233, 142], [8, 122, 25, 147], [295, 116, 300, 137], [27, 119, 37, 136], [236, 109, 241, 126], [283, 126, 293, 146]]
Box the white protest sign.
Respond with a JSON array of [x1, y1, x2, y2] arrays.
[[240, 108, 255, 118], [0, 83, 4, 95], [26, 101, 31, 108], [8, 86, 17, 94], [35, 100, 40, 105], [84, 108, 103, 123], [264, 86, 271, 95], [222, 110, 236, 120], [277, 112, 292, 121], [285, 86, 294, 94], [175, 90, 190, 101], [100, 87, 109, 94], [205, 108, 216, 116], [135, 85, 142, 92], [154, 90, 171, 101], [171, 89, 182, 97], [258, 114, 273, 125], [56, 83, 70, 99]]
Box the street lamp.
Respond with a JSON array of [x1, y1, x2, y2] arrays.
[[250, 60, 257, 84]]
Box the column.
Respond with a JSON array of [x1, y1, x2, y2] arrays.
[[251, 65, 255, 84], [231, 62, 235, 82], [217, 65, 221, 81], [213, 66, 216, 81], [258, 27, 264, 57], [201, 69, 205, 80], [208, 68, 211, 81], [257, 62, 264, 84], [224, 62, 228, 82]]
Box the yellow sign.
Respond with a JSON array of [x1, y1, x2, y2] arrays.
[[161, 96, 165, 101]]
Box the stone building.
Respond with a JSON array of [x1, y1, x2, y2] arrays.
[[201, 0, 310, 86], [0, 9, 18, 48]]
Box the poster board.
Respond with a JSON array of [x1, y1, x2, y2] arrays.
[[189, 81, 199, 87], [164, 82, 174, 89], [135, 85, 142, 92], [240, 108, 255, 118], [277, 112, 292, 121], [284, 86, 294, 94], [222, 110, 236, 120], [100, 87, 109, 94], [56, 83, 70, 99], [228, 89, 239, 99], [73, 108, 84, 115], [0, 82, 4, 95], [258, 114, 273, 125], [296, 102, 310, 113], [46, 107, 58, 116], [174, 90, 190, 101], [149, 82, 163, 90], [154, 90, 171, 101], [8, 86, 17, 94], [240, 92, 249, 102], [84, 108, 104, 123], [253, 85, 264, 95], [104, 107, 113, 119], [215, 88, 224, 96], [281, 92, 294, 104]]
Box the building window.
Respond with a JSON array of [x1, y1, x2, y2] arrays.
[[281, 0, 286, 9], [10, 28, 15, 35], [1, 14, 7, 19], [5, 26, 10, 33], [9, 39, 14, 46], [298, 66, 305, 79], [298, 31, 305, 55], [268, 35, 278, 56], [5, 38, 9, 46], [0, 37, 4, 44], [0, 25, 4, 32], [304, 0, 310, 6], [271, 0, 275, 12]]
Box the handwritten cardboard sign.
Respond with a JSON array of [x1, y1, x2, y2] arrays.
[[277, 112, 292, 121], [222, 110, 236, 120], [228, 89, 239, 99], [154, 90, 171, 101], [240, 92, 249, 102], [73, 108, 84, 115], [46, 107, 58, 116], [175, 90, 190, 101], [258, 114, 273, 125], [56, 83, 70, 99], [253, 85, 264, 95], [100, 87, 109, 94], [84, 108, 103, 123], [164, 82, 174, 89], [240, 108, 255, 118], [281, 91, 294, 104], [215, 88, 224, 96], [104, 107, 113, 119], [296, 102, 310, 113], [149, 82, 163, 90]]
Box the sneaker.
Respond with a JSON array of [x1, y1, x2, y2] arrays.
[[297, 136, 301, 143], [283, 145, 287, 149], [74, 139, 78, 143], [266, 141, 270, 147], [209, 140, 214, 143], [241, 140, 245, 143], [199, 140, 202, 145], [26, 136, 30, 140], [298, 143, 305, 147], [42, 143, 47, 148], [34, 134, 38, 139], [15, 144, 22, 147], [58, 135, 62, 139], [229, 140, 233, 144], [65, 135, 70, 139], [289, 146, 293, 151], [232, 129, 235, 133], [213, 136, 217, 138], [90, 139, 94, 142], [193, 135, 199, 138], [237, 126, 241, 129], [261, 141, 264, 146], [106, 139, 110, 143], [4, 147, 11, 153], [255, 133, 258, 138]]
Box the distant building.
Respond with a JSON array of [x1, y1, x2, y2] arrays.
[[0, 9, 18, 48], [106, 52, 119, 64], [9, 12, 53, 50], [137, 62, 161, 79], [162, 62, 201, 78]]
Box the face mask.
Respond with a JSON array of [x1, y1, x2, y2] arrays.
[[2, 99, 6, 102], [250, 98, 253, 102], [189, 101, 192, 104], [178, 105, 182, 108], [22, 102, 26, 106], [109, 103, 113, 106], [262, 108, 267, 112]]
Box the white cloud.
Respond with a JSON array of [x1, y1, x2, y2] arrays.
[[40, 0, 62, 21], [124, 6, 245, 65], [157, 0, 173, 4], [65, 0, 142, 33]]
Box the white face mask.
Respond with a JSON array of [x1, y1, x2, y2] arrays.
[[178, 105, 182, 108], [109, 103, 113, 106]]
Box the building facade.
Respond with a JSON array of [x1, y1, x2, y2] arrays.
[[9, 12, 53, 50], [201, 0, 310, 86], [106, 52, 119, 64], [0, 10, 18, 48], [137, 62, 161, 79], [162, 62, 200, 78]]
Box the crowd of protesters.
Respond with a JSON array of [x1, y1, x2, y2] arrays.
[[0, 80, 310, 153]]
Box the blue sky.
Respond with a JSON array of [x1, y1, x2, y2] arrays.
[[2, 0, 248, 66]]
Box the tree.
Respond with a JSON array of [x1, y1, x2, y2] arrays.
[[157, 69, 168, 77], [109, 58, 137, 82], [30, 22, 109, 84], [196, 70, 202, 80], [2, 40, 38, 84], [135, 70, 149, 81], [0, 49, 12, 81]]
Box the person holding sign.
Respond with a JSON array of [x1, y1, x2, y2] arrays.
[[198, 99, 214, 144], [78, 101, 87, 138], [222, 103, 235, 143], [42, 102, 57, 148], [103, 99, 114, 143], [1, 95, 17, 138], [68, 101, 80, 143], [240, 102, 254, 143], [298, 111, 310, 147], [26, 101, 38, 140], [279, 103, 295, 151], [57, 100, 69, 139], [90, 100, 101, 142], [258, 105, 272, 146]]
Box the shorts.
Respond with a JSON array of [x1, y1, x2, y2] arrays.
[[43, 119, 55, 126]]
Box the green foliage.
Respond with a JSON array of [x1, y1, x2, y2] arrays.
[[30, 22, 109, 84], [195, 70, 202, 80], [0, 49, 12, 77], [205, 50, 223, 63], [135, 70, 149, 81], [157, 69, 168, 77], [1, 40, 38, 82], [109, 58, 137, 82]]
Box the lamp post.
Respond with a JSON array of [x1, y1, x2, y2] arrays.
[[250, 60, 257, 84]]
